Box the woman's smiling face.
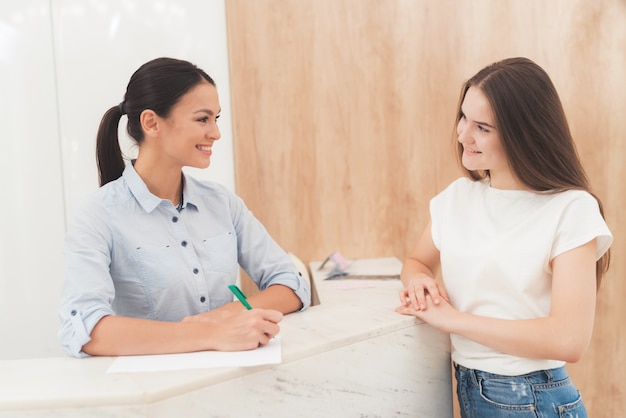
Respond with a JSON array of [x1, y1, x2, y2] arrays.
[[157, 80, 222, 170], [457, 86, 518, 189]]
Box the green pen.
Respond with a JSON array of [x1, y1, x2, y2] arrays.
[[228, 284, 253, 310]]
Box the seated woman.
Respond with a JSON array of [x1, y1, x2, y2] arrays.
[[59, 57, 310, 358]]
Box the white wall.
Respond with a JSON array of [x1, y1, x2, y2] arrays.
[[0, 0, 234, 359]]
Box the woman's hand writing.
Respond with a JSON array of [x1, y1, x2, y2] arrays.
[[184, 308, 283, 351]]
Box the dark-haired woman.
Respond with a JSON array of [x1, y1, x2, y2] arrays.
[[396, 57, 612, 417], [59, 57, 309, 358]]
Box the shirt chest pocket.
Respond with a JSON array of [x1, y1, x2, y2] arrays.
[[135, 244, 183, 289], [202, 231, 238, 273]]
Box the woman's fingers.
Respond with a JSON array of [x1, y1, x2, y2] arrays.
[[400, 276, 445, 310], [209, 309, 283, 351]]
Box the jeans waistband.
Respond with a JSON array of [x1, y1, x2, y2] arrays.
[[454, 362, 569, 384]]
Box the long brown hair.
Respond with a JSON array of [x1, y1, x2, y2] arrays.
[[95, 57, 215, 187], [454, 57, 610, 286]]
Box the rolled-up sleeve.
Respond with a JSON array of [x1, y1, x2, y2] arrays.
[[259, 270, 311, 311], [58, 197, 116, 357]]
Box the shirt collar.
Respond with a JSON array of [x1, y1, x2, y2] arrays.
[[178, 174, 199, 211], [123, 164, 199, 213], [180, 173, 199, 211]]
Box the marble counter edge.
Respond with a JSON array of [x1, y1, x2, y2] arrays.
[[0, 257, 439, 412], [0, 305, 427, 412]]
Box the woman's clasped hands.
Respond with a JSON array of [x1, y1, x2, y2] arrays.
[[396, 275, 459, 333]]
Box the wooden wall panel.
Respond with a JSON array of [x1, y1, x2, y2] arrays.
[[225, 0, 626, 416]]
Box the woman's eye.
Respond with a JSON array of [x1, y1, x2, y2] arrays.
[[198, 117, 208, 123], [477, 125, 489, 133]]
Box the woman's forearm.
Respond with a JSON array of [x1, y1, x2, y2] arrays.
[[82, 315, 217, 356], [248, 284, 303, 313], [83, 309, 283, 356], [448, 311, 593, 363]]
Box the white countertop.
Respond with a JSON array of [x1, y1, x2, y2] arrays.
[[0, 258, 452, 416]]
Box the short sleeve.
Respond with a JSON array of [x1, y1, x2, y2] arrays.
[[552, 192, 613, 260]]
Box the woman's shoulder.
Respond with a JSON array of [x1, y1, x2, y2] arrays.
[[75, 178, 128, 210], [184, 174, 233, 197], [440, 176, 487, 195], [555, 188, 596, 200], [430, 177, 481, 211], [183, 175, 246, 211], [549, 188, 600, 211], [66, 181, 126, 231], [449, 176, 477, 188]]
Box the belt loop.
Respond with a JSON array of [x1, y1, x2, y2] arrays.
[[544, 368, 553, 383], [470, 368, 479, 386], [454, 362, 479, 386]]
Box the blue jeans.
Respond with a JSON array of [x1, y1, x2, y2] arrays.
[[454, 363, 587, 417]]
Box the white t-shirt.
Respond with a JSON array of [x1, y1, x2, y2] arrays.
[[430, 177, 613, 376]]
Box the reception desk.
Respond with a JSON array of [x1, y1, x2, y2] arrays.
[[0, 258, 452, 417]]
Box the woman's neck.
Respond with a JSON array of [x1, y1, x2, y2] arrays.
[[133, 157, 183, 206], [488, 169, 527, 191]]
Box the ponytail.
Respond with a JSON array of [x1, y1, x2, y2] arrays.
[[96, 105, 125, 186]]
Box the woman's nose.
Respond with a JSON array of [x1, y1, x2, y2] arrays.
[[457, 120, 469, 143], [209, 123, 221, 140]]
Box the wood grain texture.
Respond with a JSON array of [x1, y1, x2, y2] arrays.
[[225, 0, 626, 415]]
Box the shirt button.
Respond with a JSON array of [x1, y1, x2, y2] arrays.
[[193, 268, 199, 274], [181, 240, 187, 247], [200, 296, 206, 303], [172, 216, 179, 223], [70, 310, 77, 316]]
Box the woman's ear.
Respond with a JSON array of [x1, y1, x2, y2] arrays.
[[140, 109, 159, 137]]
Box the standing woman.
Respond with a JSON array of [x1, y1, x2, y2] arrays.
[[397, 57, 612, 417], [59, 57, 310, 358]]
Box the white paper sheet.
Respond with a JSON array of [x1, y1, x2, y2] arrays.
[[106, 337, 281, 373]]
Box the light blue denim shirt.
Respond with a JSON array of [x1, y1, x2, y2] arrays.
[[59, 164, 310, 357]]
